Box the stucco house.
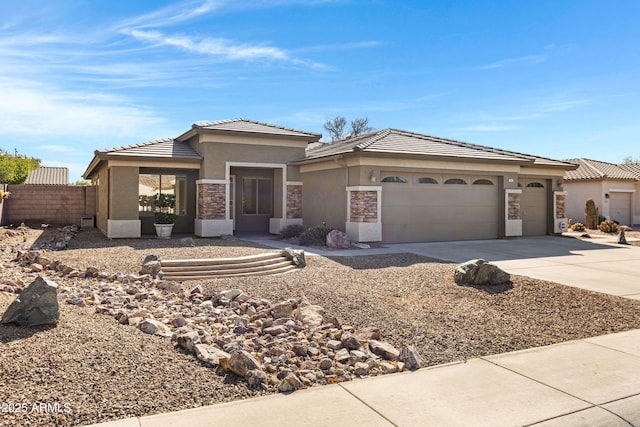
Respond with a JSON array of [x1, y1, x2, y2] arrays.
[[83, 119, 577, 243], [563, 158, 640, 226]]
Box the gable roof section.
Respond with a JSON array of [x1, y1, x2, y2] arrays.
[[564, 158, 638, 181], [83, 138, 202, 179], [618, 162, 640, 178], [97, 138, 202, 159], [180, 119, 322, 141], [301, 128, 575, 167], [25, 167, 69, 185]]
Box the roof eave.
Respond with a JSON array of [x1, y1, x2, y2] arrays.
[[188, 127, 321, 143]]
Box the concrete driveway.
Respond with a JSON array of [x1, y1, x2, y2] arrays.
[[389, 235, 640, 300]]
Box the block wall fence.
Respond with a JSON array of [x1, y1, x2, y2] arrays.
[[1, 184, 96, 226]]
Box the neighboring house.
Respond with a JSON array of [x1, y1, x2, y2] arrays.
[[25, 167, 69, 185], [82, 119, 577, 242], [563, 158, 640, 226]]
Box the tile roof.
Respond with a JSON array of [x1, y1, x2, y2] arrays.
[[564, 158, 638, 181], [98, 138, 202, 160], [193, 119, 322, 140], [619, 162, 640, 178], [302, 128, 574, 167], [25, 167, 69, 185]]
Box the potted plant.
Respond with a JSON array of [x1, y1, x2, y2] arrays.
[[153, 193, 176, 239]]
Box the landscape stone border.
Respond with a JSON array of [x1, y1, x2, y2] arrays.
[[3, 229, 426, 392]]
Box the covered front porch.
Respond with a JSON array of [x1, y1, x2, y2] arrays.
[[195, 162, 303, 237]]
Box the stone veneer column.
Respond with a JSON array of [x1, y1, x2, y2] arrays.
[[286, 184, 302, 219], [505, 189, 522, 237], [345, 186, 382, 242], [198, 183, 226, 219], [349, 191, 378, 222], [195, 180, 233, 237], [553, 191, 568, 233], [269, 182, 303, 234]]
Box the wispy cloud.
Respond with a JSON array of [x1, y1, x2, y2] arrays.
[[123, 29, 287, 61], [116, 0, 331, 69], [477, 54, 548, 70], [115, 0, 224, 30], [0, 78, 166, 138]]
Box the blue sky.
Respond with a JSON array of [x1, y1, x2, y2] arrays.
[[1, 0, 639, 183]]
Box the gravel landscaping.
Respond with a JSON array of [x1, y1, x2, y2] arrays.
[[2, 225, 640, 426]]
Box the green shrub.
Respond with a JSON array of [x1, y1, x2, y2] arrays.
[[571, 222, 585, 231], [299, 223, 333, 246], [598, 220, 619, 233], [279, 224, 305, 239]]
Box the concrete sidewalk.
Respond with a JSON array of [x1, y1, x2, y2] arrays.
[[88, 329, 640, 427]]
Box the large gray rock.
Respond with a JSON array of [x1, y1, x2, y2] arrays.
[[369, 340, 400, 360], [140, 259, 161, 278], [454, 259, 510, 286], [294, 304, 324, 327], [281, 248, 306, 268], [399, 345, 425, 370], [227, 350, 261, 377], [326, 230, 351, 249], [138, 319, 172, 337], [195, 344, 230, 367], [1, 276, 59, 327]]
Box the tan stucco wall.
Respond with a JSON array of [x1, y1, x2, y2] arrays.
[[95, 165, 109, 234], [564, 180, 637, 224], [198, 141, 305, 180], [635, 183, 640, 225], [301, 167, 347, 230], [274, 168, 284, 218], [109, 166, 140, 220]]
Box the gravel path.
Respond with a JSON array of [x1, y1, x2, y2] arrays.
[[2, 226, 640, 426]]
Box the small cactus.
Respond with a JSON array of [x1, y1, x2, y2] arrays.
[[584, 199, 599, 229], [571, 222, 586, 232], [598, 220, 619, 233]]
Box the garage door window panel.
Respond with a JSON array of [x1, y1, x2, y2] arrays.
[[473, 179, 494, 185], [444, 178, 467, 185], [381, 176, 408, 183], [415, 177, 439, 184]]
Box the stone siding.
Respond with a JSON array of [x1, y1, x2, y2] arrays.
[[350, 191, 378, 223], [555, 194, 566, 218], [508, 193, 521, 220], [286, 185, 302, 219], [198, 183, 226, 220]]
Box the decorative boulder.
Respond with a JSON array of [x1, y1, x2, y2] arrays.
[[294, 304, 324, 327], [326, 230, 351, 249], [1, 276, 60, 327], [454, 259, 510, 286], [140, 255, 161, 278], [226, 350, 261, 377], [281, 248, 306, 268]]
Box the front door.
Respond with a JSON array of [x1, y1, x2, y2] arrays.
[[233, 168, 274, 232]]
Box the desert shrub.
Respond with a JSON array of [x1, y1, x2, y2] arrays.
[[299, 223, 333, 246], [567, 218, 573, 228], [278, 224, 305, 239], [598, 220, 619, 233], [571, 222, 586, 231]]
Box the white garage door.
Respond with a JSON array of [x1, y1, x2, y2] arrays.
[[610, 192, 632, 225], [380, 174, 499, 243], [521, 181, 548, 236]]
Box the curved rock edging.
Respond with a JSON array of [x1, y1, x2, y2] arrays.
[[7, 249, 426, 392]]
